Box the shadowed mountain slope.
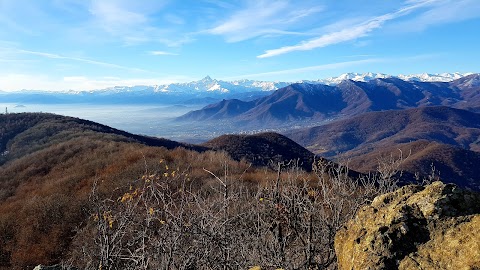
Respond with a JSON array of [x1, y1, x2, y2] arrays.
[[0, 113, 206, 165], [284, 106, 480, 158], [237, 83, 345, 123], [1, 113, 321, 171], [178, 74, 480, 125], [176, 99, 255, 121], [202, 132, 315, 169], [348, 140, 480, 191]]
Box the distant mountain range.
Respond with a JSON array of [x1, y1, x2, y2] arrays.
[[178, 74, 480, 125], [0, 76, 289, 105], [0, 72, 474, 105], [66, 72, 473, 94], [61, 72, 475, 93], [308, 72, 472, 85]]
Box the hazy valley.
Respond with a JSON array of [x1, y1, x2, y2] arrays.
[[3, 73, 479, 143]]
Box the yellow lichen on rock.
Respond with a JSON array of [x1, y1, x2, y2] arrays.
[[399, 215, 480, 270], [335, 181, 480, 270]]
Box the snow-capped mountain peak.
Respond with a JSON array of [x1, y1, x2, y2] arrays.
[[201, 75, 214, 82], [50, 72, 475, 95], [313, 72, 392, 85], [397, 72, 473, 82], [302, 72, 473, 86]]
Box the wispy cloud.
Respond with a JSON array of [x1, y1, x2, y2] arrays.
[[257, 0, 438, 58], [207, 0, 323, 42], [392, 0, 480, 31], [81, 0, 193, 47], [224, 58, 382, 80], [88, 0, 165, 33], [226, 53, 440, 80], [0, 73, 192, 92], [4, 47, 152, 73], [59, 75, 191, 90], [149, 50, 179, 56], [0, 12, 36, 36]]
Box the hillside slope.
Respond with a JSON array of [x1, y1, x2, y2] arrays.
[[0, 113, 205, 165], [176, 99, 255, 121], [1, 112, 478, 269], [202, 132, 315, 169], [2, 113, 308, 268], [285, 106, 480, 157], [348, 140, 480, 191]]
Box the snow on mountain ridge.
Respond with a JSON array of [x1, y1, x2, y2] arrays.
[[50, 72, 474, 94], [306, 72, 473, 85], [309, 72, 392, 85], [398, 72, 473, 82]]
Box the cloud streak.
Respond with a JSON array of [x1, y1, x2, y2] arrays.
[[207, 0, 323, 42], [0, 73, 192, 92], [149, 51, 179, 56], [224, 58, 382, 80], [83, 0, 193, 47], [4, 47, 152, 73], [392, 0, 480, 32], [87, 0, 167, 33], [257, 0, 438, 58], [226, 53, 439, 80]]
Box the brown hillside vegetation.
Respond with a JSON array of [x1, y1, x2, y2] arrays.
[[348, 140, 480, 191], [0, 112, 205, 165], [285, 106, 480, 157], [3, 112, 470, 269], [202, 132, 315, 170], [0, 112, 411, 269], [0, 132, 256, 269], [0, 113, 261, 268], [1, 112, 381, 269]]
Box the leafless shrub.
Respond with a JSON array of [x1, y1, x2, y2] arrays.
[[69, 154, 406, 269]]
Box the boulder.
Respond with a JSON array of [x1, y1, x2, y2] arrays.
[[334, 181, 480, 270]]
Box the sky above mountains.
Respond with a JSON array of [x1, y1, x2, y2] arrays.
[[0, 0, 479, 91]]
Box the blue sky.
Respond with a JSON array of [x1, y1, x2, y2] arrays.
[[0, 0, 479, 91]]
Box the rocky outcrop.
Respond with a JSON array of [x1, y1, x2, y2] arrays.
[[334, 181, 480, 270]]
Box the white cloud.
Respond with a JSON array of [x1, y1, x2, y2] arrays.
[[392, 0, 480, 31], [163, 13, 185, 25], [59, 75, 190, 90], [149, 51, 179, 56], [84, 0, 192, 47], [257, 0, 439, 58], [207, 0, 323, 42], [225, 53, 440, 80], [3, 47, 152, 73], [224, 58, 382, 80], [0, 73, 192, 92], [88, 0, 166, 30]]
